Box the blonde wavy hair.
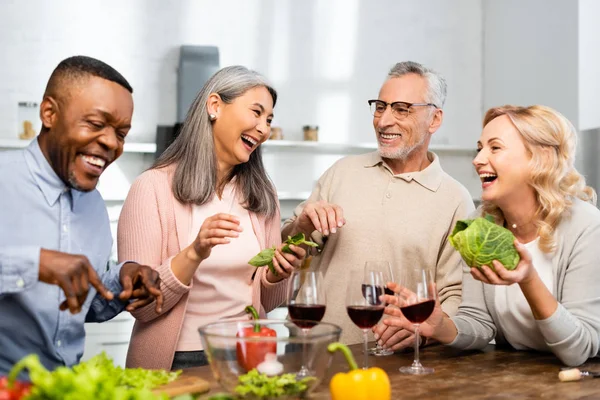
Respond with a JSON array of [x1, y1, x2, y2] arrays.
[[481, 105, 596, 253]]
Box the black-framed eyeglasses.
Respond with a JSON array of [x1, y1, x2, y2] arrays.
[[367, 100, 438, 119]]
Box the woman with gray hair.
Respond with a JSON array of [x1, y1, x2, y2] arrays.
[[117, 66, 305, 370]]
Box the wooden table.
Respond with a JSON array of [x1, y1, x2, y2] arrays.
[[186, 343, 600, 399]]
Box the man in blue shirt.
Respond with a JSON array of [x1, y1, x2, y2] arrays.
[[0, 56, 164, 376]]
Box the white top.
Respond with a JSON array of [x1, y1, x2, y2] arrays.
[[176, 183, 259, 351], [494, 238, 554, 351]]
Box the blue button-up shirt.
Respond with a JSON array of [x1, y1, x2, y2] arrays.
[[0, 139, 127, 376]]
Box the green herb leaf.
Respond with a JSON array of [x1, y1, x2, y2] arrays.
[[282, 233, 318, 254], [248, 233, 318, 276], [248, 247, 276, 267]]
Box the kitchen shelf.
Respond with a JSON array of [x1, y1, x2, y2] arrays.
[[99, 191, 311, 203], [261, 140, 475, 155], [1, 138, 474, 156], [277, 191, 311, 201], [0, 138, 156, 153]]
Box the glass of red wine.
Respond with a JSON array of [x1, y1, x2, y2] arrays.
[[287, 270, 327, 378], [397, 267, 436, 375], [346, 269, 386, 369], [364, 261, 395, 356]]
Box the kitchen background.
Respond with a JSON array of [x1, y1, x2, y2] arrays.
[[1, 0, 599, 366]]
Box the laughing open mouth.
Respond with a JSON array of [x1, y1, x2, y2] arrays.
[[81, 154, 107, 169], [479, 173, 497, 184], [379, 133, 402, 140], [241, 134, 258, 148]]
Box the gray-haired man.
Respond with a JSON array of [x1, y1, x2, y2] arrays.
[[282, 61, 475, 350]]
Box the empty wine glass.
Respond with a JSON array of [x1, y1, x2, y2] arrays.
[[397, 267, 436, 375], [346, 270, 385, 369], [365, 261, 395, 356], [287, 270, 326, 377]]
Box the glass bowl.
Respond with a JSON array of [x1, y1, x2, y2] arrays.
[[198, 319, 342, 399]]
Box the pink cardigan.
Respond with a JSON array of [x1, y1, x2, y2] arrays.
[[117, 164, 287, 370]]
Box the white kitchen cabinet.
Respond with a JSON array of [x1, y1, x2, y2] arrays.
[[82, 312, 135, 367]]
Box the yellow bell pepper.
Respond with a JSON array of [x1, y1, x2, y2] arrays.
[[328, 342, 391, 400]]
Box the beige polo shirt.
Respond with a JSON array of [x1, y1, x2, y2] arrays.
[[284, 151, 475, 344]]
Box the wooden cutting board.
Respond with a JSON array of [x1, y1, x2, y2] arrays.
[[152, 375, 212, 397]]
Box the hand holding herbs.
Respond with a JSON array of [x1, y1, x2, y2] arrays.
[[248, 233, 318, 276], [7, 352, 179, 399], [295, 200, 345, 236]]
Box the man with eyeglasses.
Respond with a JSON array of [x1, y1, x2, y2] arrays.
[[282, 61, 474, 350]]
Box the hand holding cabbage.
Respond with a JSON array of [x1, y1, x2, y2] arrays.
[[449, 215, 520, 271]]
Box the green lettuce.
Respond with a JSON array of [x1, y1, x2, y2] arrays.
[[449, 215, 520, 271], [8, 352, 179, 399]]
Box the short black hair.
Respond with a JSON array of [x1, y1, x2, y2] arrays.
[[44, 55, 133, 99]]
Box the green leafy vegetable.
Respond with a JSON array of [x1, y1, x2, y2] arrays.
[[234, 369, 315, 398], [248, 233, 318, 275], [449, 215, 520, 271], [281, 233, 318, 254], [248, 247, 276, 274], [206, 394, 236, 400], [8, 352, 179, 400]]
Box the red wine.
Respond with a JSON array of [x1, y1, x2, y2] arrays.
[[361, 284, 384, 306], [346, 305, 385, 329], [288, 304, 326, 329], [400, 299, 435, 324]]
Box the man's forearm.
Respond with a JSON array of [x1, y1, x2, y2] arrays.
[[281, 218, 298, 239]]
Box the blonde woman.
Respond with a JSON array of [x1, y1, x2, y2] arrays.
[[118, 66, 305, 370], [384, 105, 600, 366]]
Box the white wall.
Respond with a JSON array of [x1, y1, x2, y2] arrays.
[[0, 0, 485, 225], [0, 0, 483, 147], [483, 0, 579, 126], [578, 0, 600, 131]]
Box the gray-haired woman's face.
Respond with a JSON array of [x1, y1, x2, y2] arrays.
[[211, 86, 274, 169]]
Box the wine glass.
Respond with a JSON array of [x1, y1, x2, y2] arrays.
[[397, 267, 436, 375], [365, 261, 395, 356], [287, 270, 327, 377], [346, 270, 386, 369]]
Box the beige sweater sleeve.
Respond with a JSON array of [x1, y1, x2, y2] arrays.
[[281, 162, 337, 245], [436, 190, 476, 317]]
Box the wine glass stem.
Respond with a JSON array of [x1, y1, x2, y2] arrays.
[[301, 328, 309, 371], [363, 329, 369, 369], [413, 324, 421, 368]]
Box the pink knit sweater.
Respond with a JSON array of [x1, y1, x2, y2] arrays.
[[117, 165, 287, 370]]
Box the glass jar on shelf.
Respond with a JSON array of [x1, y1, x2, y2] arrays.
[[302, 125, 319, 141], [18, 101, 39, 140]]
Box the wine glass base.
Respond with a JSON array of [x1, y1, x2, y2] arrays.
[[368, 347, 394, 356], [399, 365, 434, 375], [295, 366, 315, 378]]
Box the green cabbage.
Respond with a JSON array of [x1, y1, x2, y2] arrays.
[[449, 215, 520, 271]]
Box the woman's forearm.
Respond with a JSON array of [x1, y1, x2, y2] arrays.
[[519, 272, 558, 320], [170, 244, 202, 285], [432, 315, 459, 344]]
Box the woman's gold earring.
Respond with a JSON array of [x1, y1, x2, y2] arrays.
[[209, 114, 216, 121]]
